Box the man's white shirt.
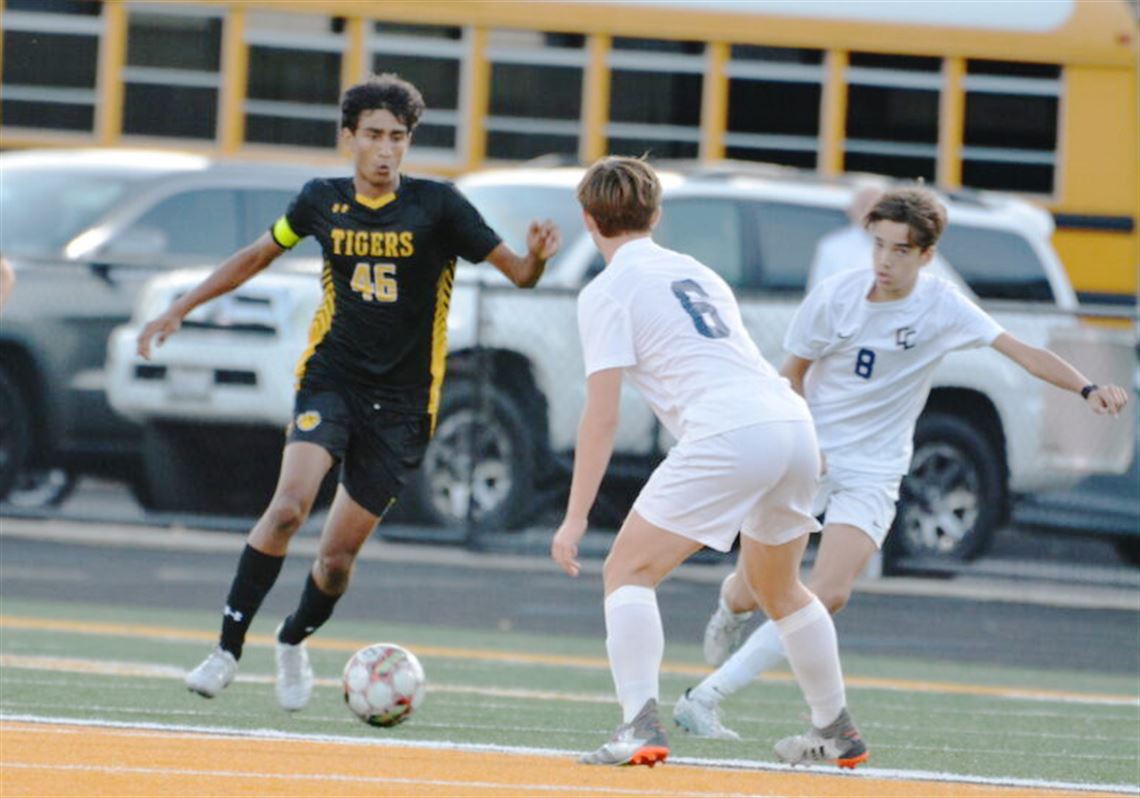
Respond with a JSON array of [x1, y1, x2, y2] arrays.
[[577, 237, 809, 443], [786, 268, 1004, 477], [808, 224, 873, 290]]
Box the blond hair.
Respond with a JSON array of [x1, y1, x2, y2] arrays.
[[576, 156, 661, 237]]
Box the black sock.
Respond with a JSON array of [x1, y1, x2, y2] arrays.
[[218, 544, 285, 660], [278, 573, 341, 645]]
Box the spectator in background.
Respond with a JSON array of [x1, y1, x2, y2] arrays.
[[0, 256, 14, 309], [807, 184, 884, 291]]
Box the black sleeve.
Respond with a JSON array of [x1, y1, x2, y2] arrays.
[[270, 179, 321, 247], [439, 182, 502, 264]]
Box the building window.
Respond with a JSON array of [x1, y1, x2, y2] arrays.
[[607, 37, 704, 159], [367, 22, 464, 162], [844, 51, 940, 182], [961, 60, 1060, 195], [123, 8, 223, 140], [725, 45, 823, 168], [244, 11, 343, 150], [1, 7, 102, 133], [485, 29, 584, 161]]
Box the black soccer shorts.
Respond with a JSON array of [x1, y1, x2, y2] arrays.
[[286, 387, 431, 518]]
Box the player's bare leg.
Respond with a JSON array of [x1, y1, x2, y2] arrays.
[[275, 485, 380, 711], [186, 442, 333, 698], [580, 510, 700, 766]]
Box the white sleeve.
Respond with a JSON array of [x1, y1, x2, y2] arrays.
[[942, 286, 1005, 350], [783, 284, 832, 360], [578, 290, 636, 376]]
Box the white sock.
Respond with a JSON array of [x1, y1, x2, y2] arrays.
[[694, 619, 785, 702], [773, 597, 846, 728], [604, 585, 663, 723]]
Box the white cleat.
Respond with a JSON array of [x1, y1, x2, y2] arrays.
[[185, 648, 237, 698], [703, 581, 752, 666], [274, 623, 313, 712], [672, 688, 741, 740], [774, 708, 869, 769]]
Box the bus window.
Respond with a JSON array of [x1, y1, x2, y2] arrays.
[[937, 225, 1055, 302]]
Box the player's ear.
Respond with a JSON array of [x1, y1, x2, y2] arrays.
[[649, 206, 662, 231], [919, 245, 936, 266], [339, 126, 355, 147]]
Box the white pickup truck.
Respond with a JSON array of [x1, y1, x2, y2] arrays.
[[106, 165, 1135, 565]]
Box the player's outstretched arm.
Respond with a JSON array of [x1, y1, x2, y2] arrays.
[[136, 233, 285, 360], [486, 220, 561, 288], [991, 332, 1129, 416], [551, 368, 622, 577]]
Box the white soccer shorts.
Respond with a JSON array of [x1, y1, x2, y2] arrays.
[[633, 419, 821, 552], [812, 466, 902, 548]]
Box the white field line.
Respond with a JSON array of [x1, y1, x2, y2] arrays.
[[2, 714, 1137, 796], [0, 761, 783, 798], [3, 654, 1139, 747], [3, 619, 1137, 708]]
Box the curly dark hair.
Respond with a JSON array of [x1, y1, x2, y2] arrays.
[[864, 186, 948, 250], [340, 73, 425, 133]]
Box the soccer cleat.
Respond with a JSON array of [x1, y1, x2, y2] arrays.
[[579, 698, 670, 766], [774, 707, 869, 769], [703, 579, 753, 666], [185, 647, 238, 698], [672, 687, 741, 740], [274, 623, 314, 712]]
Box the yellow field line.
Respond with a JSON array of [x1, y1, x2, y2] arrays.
[[2, 615, 1136, 707]]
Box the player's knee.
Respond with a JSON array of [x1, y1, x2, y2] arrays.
[[264, 494, 310, 535], [815, 585, 851, 615], [316, 551, 354, 593]]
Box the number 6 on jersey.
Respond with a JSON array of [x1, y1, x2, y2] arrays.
[[351, 262, 398, 303]]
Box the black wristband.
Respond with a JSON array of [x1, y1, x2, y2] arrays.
[[1080, 384, 1099, 400]]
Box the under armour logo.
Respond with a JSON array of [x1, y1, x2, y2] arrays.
[[223, 605, 244, 623], [896, 326, 917, 350]]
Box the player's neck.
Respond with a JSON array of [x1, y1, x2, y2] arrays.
[[866, 277, 918, 303], [354, 173, 400, 200], [596, 231, 651, 265]]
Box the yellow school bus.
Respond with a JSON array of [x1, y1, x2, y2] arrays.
[[1, 0, 1136, 303]]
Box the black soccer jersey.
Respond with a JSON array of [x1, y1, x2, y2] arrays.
[[271, 175, 501, 417]]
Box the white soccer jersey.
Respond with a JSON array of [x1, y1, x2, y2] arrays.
[[578, 237, 809, 443], [786, 268, 1004, 476]]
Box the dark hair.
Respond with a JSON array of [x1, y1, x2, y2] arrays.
[[577, 156, 661, 237], [864, 187, 948, 250], [340, 73, 425, 133]]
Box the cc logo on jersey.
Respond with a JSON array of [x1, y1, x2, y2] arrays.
[[296, 411, 322, 432], [896, 326, 917, 350]]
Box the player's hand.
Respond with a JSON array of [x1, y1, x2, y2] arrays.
[[1086, 384, 1129, 416], [137, 311, 182, 360], [527, 219, 561, 261], [551, 516, 587, 577]]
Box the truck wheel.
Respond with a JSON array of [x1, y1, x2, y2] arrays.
[[401, 380, 537, 529], [0, 369, 30, 501], [886, 412, 1004, 567]]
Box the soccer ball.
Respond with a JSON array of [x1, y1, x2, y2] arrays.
[[342, 643, 426, 727]]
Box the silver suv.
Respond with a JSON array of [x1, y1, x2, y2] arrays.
[[0, 149, 320, 504]]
